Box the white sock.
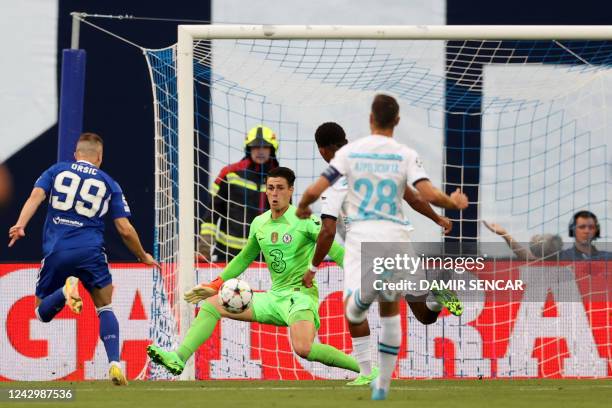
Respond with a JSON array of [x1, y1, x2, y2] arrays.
[[345, 290, 369, 324], [425, 291, 443, 312], [376, 314, 401, 391], [351, 335, 371, 376]]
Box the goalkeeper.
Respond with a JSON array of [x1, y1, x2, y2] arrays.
[[147, 166, 361, 376]]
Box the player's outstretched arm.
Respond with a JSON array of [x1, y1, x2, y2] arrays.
[[414, 179, 468, 210], [482, 220, 534, 261], [185, 232, 261, 304], [8, 187, 46, 247], [403, 187, 452, 234], [297, 176, 331, 219], [114, 217, 159, 267]]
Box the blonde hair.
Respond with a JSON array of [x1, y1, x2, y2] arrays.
[[75, 132, 103, 157]]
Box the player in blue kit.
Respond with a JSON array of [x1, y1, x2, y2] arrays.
[[8, 132, 158, 386]]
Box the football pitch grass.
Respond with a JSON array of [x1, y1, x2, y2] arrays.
[[2, 379, 611, 407]]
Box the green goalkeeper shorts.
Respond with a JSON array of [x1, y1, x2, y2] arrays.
[[251, 288, 320, 329]]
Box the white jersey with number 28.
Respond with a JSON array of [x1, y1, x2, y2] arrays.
[[327, 134, 428, 230]]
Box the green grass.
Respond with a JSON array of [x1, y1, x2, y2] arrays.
[[1, 379, 611, 408]]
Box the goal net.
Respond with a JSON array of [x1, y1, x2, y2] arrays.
[[143, 25, 611, 380]]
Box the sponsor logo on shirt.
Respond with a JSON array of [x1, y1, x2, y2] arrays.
[[52, 216, 83, 227]]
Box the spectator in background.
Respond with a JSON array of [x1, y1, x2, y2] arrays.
[[199, 125, 279, 262], [559, 210, 610, 260], [483, 221, 563, 261]]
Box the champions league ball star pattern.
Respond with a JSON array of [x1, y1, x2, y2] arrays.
[[218, 278, 253, 314]]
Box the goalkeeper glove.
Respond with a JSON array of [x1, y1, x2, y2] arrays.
[[184, 276, 224, 304]]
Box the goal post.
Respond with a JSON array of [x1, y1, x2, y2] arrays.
[[147, 24, 612, 381], [176, 26, 196, 380]]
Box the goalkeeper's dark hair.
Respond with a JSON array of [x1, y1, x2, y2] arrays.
[[371, 94, 399, 129], [315, 122, 348, 149], [267, 166, 296, 187]]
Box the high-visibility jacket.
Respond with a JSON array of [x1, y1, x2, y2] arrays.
[[200, 156, 279, 262]]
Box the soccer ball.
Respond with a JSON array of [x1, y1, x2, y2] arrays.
[[218, 278, 253, 314]]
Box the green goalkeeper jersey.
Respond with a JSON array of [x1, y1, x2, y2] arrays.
[[220, 205, 344, 293]]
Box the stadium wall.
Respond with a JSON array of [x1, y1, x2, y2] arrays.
[[1, 262, 610, 380]]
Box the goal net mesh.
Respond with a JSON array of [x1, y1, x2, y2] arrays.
[[144, 36, 611, 379]]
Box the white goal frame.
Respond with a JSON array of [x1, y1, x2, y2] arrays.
[[174, 24, 612, 380]]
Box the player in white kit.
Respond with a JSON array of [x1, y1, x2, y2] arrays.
[[303, 121, 465, 386], [297, 95, 468, 400]]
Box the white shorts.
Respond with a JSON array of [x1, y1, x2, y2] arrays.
[[343, 221, 427, 303]]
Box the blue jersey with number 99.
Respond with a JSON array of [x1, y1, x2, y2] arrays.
[[34, 160, 131, 256]]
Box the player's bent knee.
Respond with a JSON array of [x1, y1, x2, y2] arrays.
[[91, 284, 113, 308], [292, 341, 312, 358]]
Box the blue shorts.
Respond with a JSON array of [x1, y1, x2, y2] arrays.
[[35, 247, 112, 298]]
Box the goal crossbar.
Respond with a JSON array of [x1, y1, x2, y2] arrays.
[[178, 24, 612, 40]]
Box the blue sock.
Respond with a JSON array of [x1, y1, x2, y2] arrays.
[[36, 287, 66, 322], [97, 305, 120, 363]]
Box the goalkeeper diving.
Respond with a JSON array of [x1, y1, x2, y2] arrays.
[[147, 166, 366, 379]]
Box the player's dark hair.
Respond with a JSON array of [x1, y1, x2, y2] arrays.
[[371, 94, 399, 129], [78, 132, 104, 145], [315, 122, 347, 148], [267, 166, 296, 187]]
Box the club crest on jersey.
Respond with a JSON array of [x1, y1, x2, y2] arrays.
[[282, 233, 292, 244], [271, 232, 278, 243]]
